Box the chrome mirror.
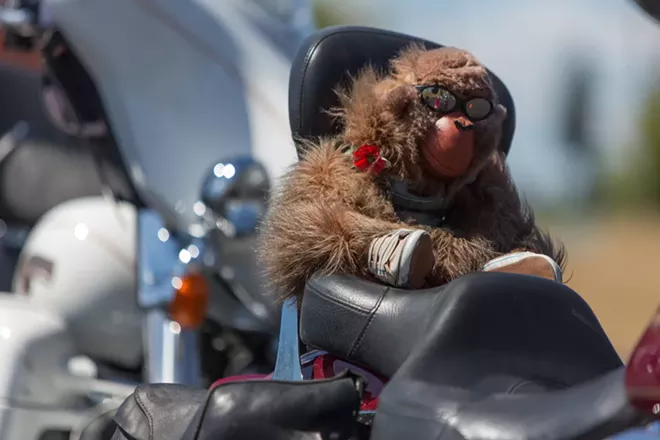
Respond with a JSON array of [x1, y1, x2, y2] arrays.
[[199, 156, 270, 237]]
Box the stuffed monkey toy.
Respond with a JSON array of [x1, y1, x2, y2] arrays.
[[259, 44, 566, 302]]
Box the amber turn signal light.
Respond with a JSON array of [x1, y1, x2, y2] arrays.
[[168, 272, 210, 329]]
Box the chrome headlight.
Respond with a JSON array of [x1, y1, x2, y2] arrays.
[[199, 156, 270, 237]]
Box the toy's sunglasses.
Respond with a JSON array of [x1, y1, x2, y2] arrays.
[[415, 85, 494, 122]]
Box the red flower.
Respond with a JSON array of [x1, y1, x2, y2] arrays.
[[352, 144, 388, 174]]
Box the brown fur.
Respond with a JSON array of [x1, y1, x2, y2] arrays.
[[258, 45, 566, 302]]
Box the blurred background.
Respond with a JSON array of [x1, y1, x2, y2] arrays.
[[0, 0, 659, 359]]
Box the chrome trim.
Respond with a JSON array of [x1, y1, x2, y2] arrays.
[[137, 209, 183, 309], [143, 309, 201, 386], [137, 208, 202, 386], [272, 298, 302, 381]]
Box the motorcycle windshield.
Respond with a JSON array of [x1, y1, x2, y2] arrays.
[[50, 0, 307, 230]]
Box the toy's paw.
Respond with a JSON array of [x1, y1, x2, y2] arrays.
[[368, 229, 433, 289], [482, 252, 563, 282]]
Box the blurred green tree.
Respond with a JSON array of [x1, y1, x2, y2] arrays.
[[602, 78, 660, 211], [311, 0, 385, 28], [639, 80, 660, 204], [312, 0, 348, 28], [559, 51, 608, 210]]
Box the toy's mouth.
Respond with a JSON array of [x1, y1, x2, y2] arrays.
[[422, 115, 476, 179]]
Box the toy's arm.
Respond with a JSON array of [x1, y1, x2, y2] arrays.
[[471, 152, 567, 272], [258, 139, 410, 301], [430, 152, 566, 282]]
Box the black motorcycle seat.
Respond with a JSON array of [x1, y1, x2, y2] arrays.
[[111, 375, 361, 440], [0, 137, 135, 226], [299, 272, 623, 387], [372, 367, 644, 440], [112, 383, 207, 440]]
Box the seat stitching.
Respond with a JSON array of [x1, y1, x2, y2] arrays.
[[308, 282, 375, 314], [348, 286, 388, 357], [134, 386, 155, 440]]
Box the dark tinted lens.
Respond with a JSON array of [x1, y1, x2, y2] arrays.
[[420, 86, 456, 113], [465, 98, 492, 120]]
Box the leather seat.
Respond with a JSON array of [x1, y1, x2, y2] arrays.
[[110, 374, 362, 440], [300, 272, 622, 385], [0, 137, 135, 226], [0, 64, 139, 226], [373, 367, 644, 440], [364, 274, 640, 440]]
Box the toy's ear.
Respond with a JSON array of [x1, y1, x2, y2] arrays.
[[376, 79, 417, 117], [390, 42, 426, 83], [494, 104, 507, 123]]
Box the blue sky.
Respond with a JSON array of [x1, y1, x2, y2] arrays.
[[326, 0, 660, 204]]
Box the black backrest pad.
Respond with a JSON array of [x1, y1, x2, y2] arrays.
[[288, 25, 516, 158]]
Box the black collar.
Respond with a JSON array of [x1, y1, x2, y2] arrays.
[[389, 179, 448, 227]]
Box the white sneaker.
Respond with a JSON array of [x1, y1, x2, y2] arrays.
[[482, 251, 562, 282], [368, 229, 433, 288]]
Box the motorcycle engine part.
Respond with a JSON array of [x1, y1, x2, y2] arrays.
[[12, 195, 142, 369]]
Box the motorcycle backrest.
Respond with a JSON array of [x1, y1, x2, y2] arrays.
[[288, 25, 516, 159]]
